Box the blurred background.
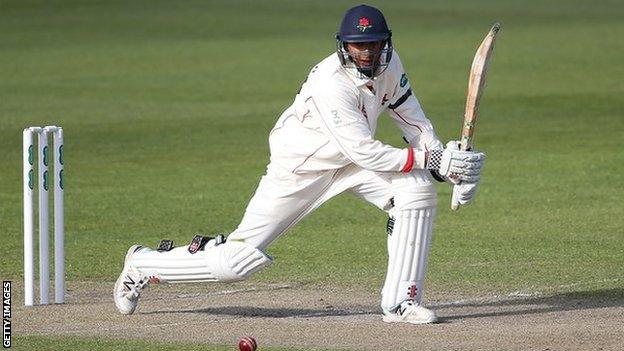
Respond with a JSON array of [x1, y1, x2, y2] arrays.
[[1, 0, 622, 297]]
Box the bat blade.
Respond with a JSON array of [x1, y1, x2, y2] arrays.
[[460, 22, 501, 152], [452, 22, 501, 211]]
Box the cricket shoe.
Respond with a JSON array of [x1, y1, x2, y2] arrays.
[[382, 300, 437, 325], [114, 245, 149, 315]]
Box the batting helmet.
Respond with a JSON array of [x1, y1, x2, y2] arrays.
[[336, 4, 393, 78]]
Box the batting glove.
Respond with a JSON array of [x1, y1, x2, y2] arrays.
[[426, 141, 485, 183]]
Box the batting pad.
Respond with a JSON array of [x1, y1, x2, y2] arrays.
[[381, 207, 435, 312], [129, 240, 272, 283]]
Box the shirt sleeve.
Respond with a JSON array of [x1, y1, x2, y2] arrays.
[[388, 93, 443, 151], [386, 57, 443, 152], [306, 81, 426, 172]]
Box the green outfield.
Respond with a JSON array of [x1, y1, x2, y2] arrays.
[[1, 0, 623, 350], [11, 335, 313, 351]]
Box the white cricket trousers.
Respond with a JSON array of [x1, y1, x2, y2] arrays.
[[229, 162, 437, 251], [229, 163, 438, 310]]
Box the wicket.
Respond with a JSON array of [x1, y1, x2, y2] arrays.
[[23, 126, 65, 306]]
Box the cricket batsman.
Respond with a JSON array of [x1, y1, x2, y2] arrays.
[[114, 4, 485, 324]]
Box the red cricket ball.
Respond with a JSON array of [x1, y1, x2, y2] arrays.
[[238, 336, 257, 351]]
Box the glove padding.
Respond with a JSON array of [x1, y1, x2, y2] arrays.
[[427, 141, 485, 183], [446, 141, 485, 208], [451, 181, 480, 207]]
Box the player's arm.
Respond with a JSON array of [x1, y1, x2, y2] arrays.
[[388, 92, 484, 184], [388, 91, 442, 151], [307, 82, 424, 173], [384, 53, 444, 153], [308, 80, 483, 182], [386, 77, 446, 180], [385, 57, 484, 184]]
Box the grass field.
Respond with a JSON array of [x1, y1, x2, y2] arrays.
[[11, 335, 312, 351], [1, 0, 623, 350]]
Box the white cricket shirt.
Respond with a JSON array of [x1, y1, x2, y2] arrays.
[[269, 50, 442, 174]]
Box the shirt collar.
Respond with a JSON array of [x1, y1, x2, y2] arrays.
[[343, 65, 374, 87]]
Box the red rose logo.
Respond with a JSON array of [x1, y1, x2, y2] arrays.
[[357, 17, 372, 32]]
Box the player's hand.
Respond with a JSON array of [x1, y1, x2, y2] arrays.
[[451, 181, 480, 207], [427, 141, 485, 183]]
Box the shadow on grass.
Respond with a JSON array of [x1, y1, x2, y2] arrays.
[[437, 287, 624, 322]]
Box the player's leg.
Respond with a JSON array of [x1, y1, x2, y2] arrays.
[[113, 236, 272, 314], [348, 169, 438, 324], [114, 164, 339, 314], [227, 164, 340, 250]]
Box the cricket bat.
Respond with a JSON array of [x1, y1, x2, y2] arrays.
[[452, 22, 501, 211]]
